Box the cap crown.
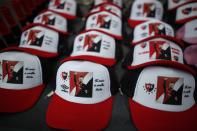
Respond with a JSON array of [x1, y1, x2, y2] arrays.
[[132, 38, 183, 66], [48, 0, 77, 17], [0, 52, 42, 90], [72, 30, 116, 59], [86, 11, 122, 38], [55, 61, 111, 104], [133, 20, 174, 43], [130, 0, 163, 21], [34, 11, 67, 33], [20, 26, 59, 53], [133, 66, 195, 112]]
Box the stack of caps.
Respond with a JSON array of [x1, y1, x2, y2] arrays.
[[46, 0, 122, 130], [121, 0, 197, 130], [3, 0, 79, 58], [172, 1, 197, 68], [0, 0, 77, 112]]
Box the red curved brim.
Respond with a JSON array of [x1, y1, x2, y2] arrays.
[[132, 35, 184, 48], [3, 47, 58, 58], [129, 99, 197, 131], [128, 60, 196, 76], [47, 9, 77, 20], [94, 2, 121, 9], [23, 23, 69, 36], [86, 10, 120, 19], [61, 55, 116, 66], [46, 94, 114, 130], [128, 19, 146, 28], [83, 29, 123, 40], [0, 84, 45, 113], [176, 16, 197, 24]]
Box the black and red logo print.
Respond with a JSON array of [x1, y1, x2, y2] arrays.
[[69, 71, 93, 98], [2, 60, 24, 84], [156, 76, 183, 105]]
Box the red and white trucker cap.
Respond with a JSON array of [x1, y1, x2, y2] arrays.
[[48, 0, 77, 20], [0, 51, 44, 112], [124, 38, 195, 75], [87, 3, 122, 18], [86, 11, 122, 40], [4, 25, 65, 58], [132, 19, 183, 47], [184, 45, 197, 67], [32, 10, 68, 36], [128, 0, 163, 28], [176, 19, 197, 44], [62, 30, 116, 66], [176, 2, 197, 24], [168, 0, 196, 11], [46, 60, 118, 130], [94, 0, 122, 9], [121, 66, 197, 131]]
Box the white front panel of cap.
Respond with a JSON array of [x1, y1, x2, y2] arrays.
[[0, 52, 42, 90], [91, 4, 122, 17], [86, 11, 122, 37], [34, 11, 67, 32], [95, 0, 122, 7], [185, 19, 197, 38], [176, 2, 197, 21], [20, 26, 59, 53], [133, 66, 195, 112], [48, 0, 76, 16], [132, 38, 183, 66], [130, 0, 163, 21], [133, 20, 174, 43], [71, 31, 115, 59], [168, 0, 189, 10], [55, 61, 111, 104]]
